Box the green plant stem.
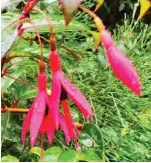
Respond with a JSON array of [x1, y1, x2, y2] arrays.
[[111, 93, 125, 127]]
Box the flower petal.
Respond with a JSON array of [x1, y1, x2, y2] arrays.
[[106, 46, 142, 96], [21, 106, 33, 147], [40, 116, 47, 134], [59, 73, 93, 120], [50, 72, 61, 129], [100, 30, 114, 49], [62, 100, 80, 139], [30, 91, 46, 147], [59, 114, 71, 145], [47, 112, 56, 145]]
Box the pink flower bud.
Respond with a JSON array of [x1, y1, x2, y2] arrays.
[[101, 30, 142, 96]]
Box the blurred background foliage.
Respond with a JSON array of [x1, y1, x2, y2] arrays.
[[1, 0, 151, 162]]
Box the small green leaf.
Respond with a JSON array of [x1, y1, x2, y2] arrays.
[[29, 147, 42, 157], [77, 150, 102, 162], [1, 66, 25, 92], [83, 123, 104, 155], [58, 150, 77, 162], [1, 111, 10, 144], [1, 155, 19, 162], [43, 146, 63, 162], [1, 27, 18, 57]]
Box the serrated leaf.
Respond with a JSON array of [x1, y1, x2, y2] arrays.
[[1, 155, 19, 162], [139, 0, 151, 19], [58, 150, 77, 162]]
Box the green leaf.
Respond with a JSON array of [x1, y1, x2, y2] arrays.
[[58, 150, 77, 162], [1, 0, 22, 10], [15, 85, 36, 100], [43, 146, 63, 162], [1, 28, 18, 57], [1, 155, 19, 162], [79, 132, 93, 147], [29, 147, 42, 157], [83, 123, 104, 155], [77, 150, 102, 162], [1, 111, 10, 144]]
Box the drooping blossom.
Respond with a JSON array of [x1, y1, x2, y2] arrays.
[[21, 61, 56, 147], [49, 35, 93, 149], [49, 36, 93, 125], [100, 30, 142, 96]]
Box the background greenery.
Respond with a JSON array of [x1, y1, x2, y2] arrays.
[[1, 0, 151, 162]]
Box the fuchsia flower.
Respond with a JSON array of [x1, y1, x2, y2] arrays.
[[49, 43, 93, 122], [100, 30, 142, 96], [49, 36, 93, 148], [21, 61, 56, 147]]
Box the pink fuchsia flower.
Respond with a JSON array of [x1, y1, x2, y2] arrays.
[[49, 48, 93, 122], [21, 61, 55, 147], [100, 30, 142, 96]]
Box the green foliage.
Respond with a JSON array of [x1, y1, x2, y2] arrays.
[[1, 0, 151, 162], [1, 155, 19, 162]]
